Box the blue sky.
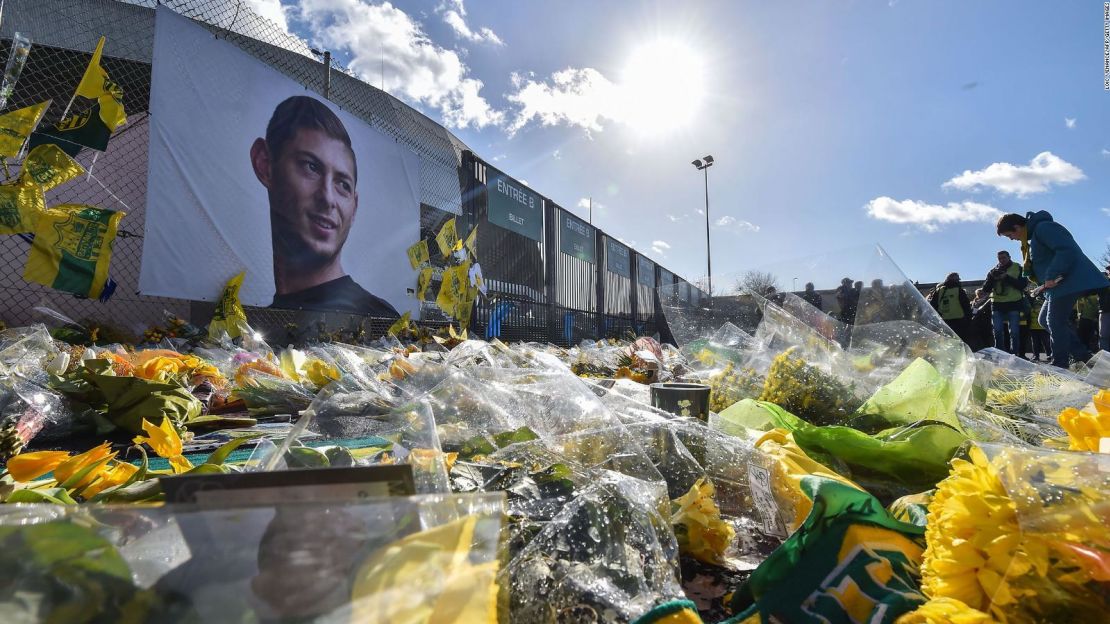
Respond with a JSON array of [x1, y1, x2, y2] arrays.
[[250, 0, 1110, 291]]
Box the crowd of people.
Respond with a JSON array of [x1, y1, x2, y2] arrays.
[[782, 211, 1108, 372], [925, 211, 1109, 370]]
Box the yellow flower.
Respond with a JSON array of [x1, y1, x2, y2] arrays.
[[920, 446, 1038, 621], [135, 355, 186, 381], [234, 358, 285, 387], [1057, 394, 1110, 452], [671, 477, 735, 565], [4, 450, 70, 482], [81, 461, 139, 498], [895, 597, 993, 624], [304, 358, 340, 387], [53, 442, 116, 490], [133, 418, 193, 474]]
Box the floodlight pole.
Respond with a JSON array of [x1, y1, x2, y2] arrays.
[[692, 156, 714, 300]]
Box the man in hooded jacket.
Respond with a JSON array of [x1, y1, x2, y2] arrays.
[[996, 211, 1110, 368]]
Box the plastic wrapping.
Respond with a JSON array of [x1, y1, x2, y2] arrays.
[[0, 493, 504, 623], [919, 444, 1110, 624]]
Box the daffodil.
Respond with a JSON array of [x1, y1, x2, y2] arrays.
[[53, 442, 116, 490], [81, 461, 139, 498], [133, 418, 192, 474], [304, 358, 340, 387], [895, 596, 993, 624], [4, 450, 70, 482], [671, 477, 735, 565]]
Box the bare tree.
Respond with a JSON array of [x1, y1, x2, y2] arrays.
[[1100, 242, 1110, 269], [736, 270, 781, 296]]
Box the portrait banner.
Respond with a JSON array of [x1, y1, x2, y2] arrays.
[[139, 7, 421, 318]]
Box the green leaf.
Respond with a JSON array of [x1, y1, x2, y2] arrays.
[[88, 447, 149, 503], [97, 478, 163, 503], [204, 434, 261, 466], [56, 456, 113, 491], [493, 426, 540, 448], [284, 446, 330, 468], [7, 487, 76, 505]]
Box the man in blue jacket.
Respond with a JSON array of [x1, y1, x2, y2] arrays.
[[997, 211, 1110, 368]]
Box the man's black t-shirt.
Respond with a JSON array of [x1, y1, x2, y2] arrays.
[[270, 275, 399, 317]]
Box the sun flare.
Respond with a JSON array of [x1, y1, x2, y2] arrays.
[[620, 38, 707, 136]]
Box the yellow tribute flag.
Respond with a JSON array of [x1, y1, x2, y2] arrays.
[[436, 261, 470, 318], [416, 267, 433, 301], [23, 204, 123, 299], [435, 217, 460, 256], [350, 515, 499, 624], [464, 225, 478, 258], [387, 311, 413, 337], [19, 144, 85, 192], [0, 100, 49, 158], [208, 271, 248, 340], [0, 178, 45, 235], [74, 36, 126, 132], [407, 239, 430, 270]]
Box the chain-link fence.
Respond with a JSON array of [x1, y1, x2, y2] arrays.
[[0, 0, 701, 345]]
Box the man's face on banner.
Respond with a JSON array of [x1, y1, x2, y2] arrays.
[[267, 128, 358, 265]]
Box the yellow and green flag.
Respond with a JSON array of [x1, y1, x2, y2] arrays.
[[0, 178, 45, 235], [436, 261, 470, 318], [407, 239, 430, 269], [416, 267, 434, 301], [19, 143, 84, 192], [464, 225, 478, 258], [435, 217, 460, 256], [0, 100, 49, 158], [75, 36, 126, 132], [387, 311, 413, 337], [23, 203, 123, 299], [27, 37, 125, 157], [208, 271, 248, 340]]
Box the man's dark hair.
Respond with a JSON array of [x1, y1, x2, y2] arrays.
[[265, 96, 357, 180], [995, 213, 1026, 235], [998, 250, 1010, 257]]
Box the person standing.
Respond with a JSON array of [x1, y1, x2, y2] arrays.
[[835, 278, 857, 324], [1100, 265, 1110, 353], [928, 272, 973, 345], [984, 250, 1027, 356], [801, 282, 823, 311], [1076, 293, 1100, 352], [1028, 293, 1051, 362], [970, 288, 994, 352], [996, 212, 1110, 368]]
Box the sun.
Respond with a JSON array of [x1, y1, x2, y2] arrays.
[[619, 39, 707, 137]]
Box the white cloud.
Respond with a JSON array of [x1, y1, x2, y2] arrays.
[[506, 68, 621, 136], [865, 196, 1002, 232], [552, 149, 562, 160], [667, 214, 686, 222], [437, 0, 503, 45], [491, 153, 506, 162], [293, 0, 502, 129], [1065, 117, 1076, 129], [520, 180, 529, 187], [617, 237, 637, 248], [1102, 208, 1110, 216], [1102, 148, 1110, 157], [651, 240, 670, 255], [714, 215, 760, 233], [576, 198, 603, 212], [244, 0, 289, 31], [942, 151, 1085, 197]]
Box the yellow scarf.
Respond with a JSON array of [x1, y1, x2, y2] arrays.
[[1020, 229, 1036, 285]]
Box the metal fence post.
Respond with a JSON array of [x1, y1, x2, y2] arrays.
[[543, 199, 558, 344]]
